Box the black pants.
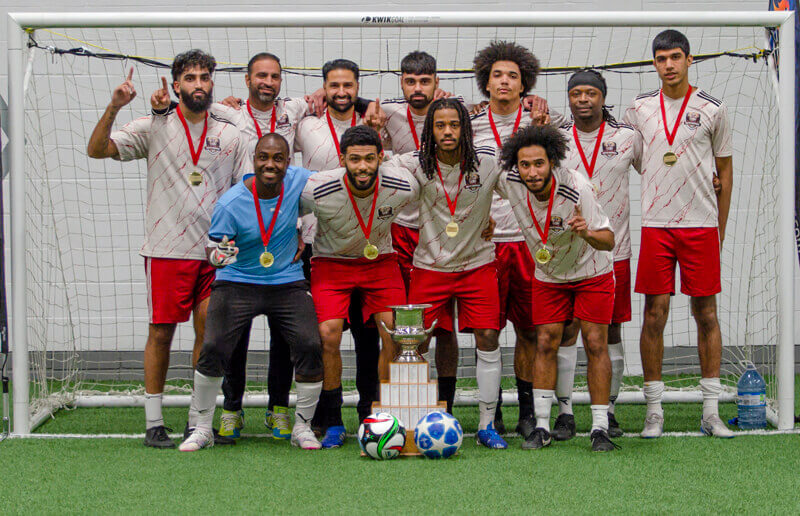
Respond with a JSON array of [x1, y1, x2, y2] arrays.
[[197, 280, 322, 381]]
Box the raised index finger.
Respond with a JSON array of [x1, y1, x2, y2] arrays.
[[126, 67, 134, 82], [161, 76, 168, 91]]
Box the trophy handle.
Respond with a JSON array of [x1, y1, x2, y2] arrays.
[[424, 319, 438, 335], [380, 321, 393, 334]]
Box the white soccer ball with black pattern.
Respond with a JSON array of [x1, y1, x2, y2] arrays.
[[358, 413, 406, 460], [414, 411, 463, 459]]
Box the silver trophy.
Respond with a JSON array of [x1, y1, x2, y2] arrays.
[[380, 304, 437, 363]]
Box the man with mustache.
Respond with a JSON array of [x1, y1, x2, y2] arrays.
[[300, 126, 418, 445], [87, 49, 250, 448]]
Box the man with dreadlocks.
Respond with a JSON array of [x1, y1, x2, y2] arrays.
[[469, 40, 562, 439], [388, 97, 508, 449], [549, 70, 642, 442]]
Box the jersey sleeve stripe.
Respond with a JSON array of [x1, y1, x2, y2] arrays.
[[697, 91, 722, 107], [635, 89, 660, 100], [556, 185, 580, 203]]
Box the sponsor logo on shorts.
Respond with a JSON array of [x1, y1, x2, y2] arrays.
[[684, 111, 701, 129], [205, 136, 221, 154], [601, 141, 618, 157], [465, 172, 482, 191], [377, 205, 394, 220]]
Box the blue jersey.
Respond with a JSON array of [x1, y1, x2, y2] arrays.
[[209, 166, 314, 285]]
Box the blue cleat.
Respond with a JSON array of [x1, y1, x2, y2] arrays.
[[476, 422, 508, 449], [320, 425, 347, 448]]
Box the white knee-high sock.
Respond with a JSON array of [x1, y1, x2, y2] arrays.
[[533, 389, 555, 431], [591, 405, 610, 432], [190, 371, 223, 432], [608, 343, 624, 414], [643, 380, 664, 418], [476, 348, 502, 430], [699, 377, 722, 418], [294, 381, 323, 426], [145, 392, 164, 430], [556, 345, 578, 415]]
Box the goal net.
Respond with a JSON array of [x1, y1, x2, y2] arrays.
[[7, 12, 795, 433]]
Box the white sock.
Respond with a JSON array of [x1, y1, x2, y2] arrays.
[[699, 377, 722, 419], [476, 348, 502, 430], [190, 371, 223, 432], [533, 389, 554, 431], [294, 381, 323, 426], [591, 404, 610, 432], [643, 380, 664, 418], [608, 342, 624, 414], [144, 392, 164, 430], [556, 345, 577, 415]]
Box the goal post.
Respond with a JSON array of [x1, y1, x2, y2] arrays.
[[5, 10, 796, 436]]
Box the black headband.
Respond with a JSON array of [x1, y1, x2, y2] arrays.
[[567, 70, 607, 98]]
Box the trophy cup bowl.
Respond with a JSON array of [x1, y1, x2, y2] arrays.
[[380, 304, 437, 363]]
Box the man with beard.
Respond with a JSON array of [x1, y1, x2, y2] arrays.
[[496, 125, 618, 452], [180, 133, 323, 451], [300, 126, 418, 445], [87, 49, 250, 448]]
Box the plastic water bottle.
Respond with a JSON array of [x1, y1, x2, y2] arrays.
[[737, 362, 767, 429]]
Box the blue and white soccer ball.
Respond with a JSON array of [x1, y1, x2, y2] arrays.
[[358, 413, 406, 460], [414, 411, 463, 459]]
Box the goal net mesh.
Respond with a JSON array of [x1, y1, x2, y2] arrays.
[[18, 23, 780, 425]]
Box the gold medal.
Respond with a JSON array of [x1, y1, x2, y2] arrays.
[[663, 151, 678, 166], [259, 250, 274, 268], [534, 247, 552, 264], [363, 243, 379, 260], [188, 171, 203, 186], [445, 220, 459, 238]]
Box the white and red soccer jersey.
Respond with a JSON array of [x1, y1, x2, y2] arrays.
[[214, 98, 308, 155], [111, 108, 250, 260], [496, 166, 614, 283], [388, 149, 500, 273], [380, 98, 425, 229], [300, 166, 419, 259], [560, 119, 641, 261], [294, 111, 365, 243], [623, 88, 732, 228]]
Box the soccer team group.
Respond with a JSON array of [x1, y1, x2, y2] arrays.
[[87, 28, 734, 453]]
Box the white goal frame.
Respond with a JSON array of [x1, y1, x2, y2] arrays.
[[6, 10, 796, 435]]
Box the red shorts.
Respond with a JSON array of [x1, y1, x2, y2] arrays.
[[495, 241, 535, 330], [612, 259, 632, 324], [408, 263, 500, 333], [635, 227, 721, 297], [310, 254, 406, 324], [145, 257, 215, 324], [532, 271, 615, 326], [391, 223, 419, 295]]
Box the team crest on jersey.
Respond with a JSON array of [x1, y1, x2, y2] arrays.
[[377, 205, 394, 220], [601, 141, 618, 157], [465, 172, 482, 191], [205, 136, 221, 154], [550, 215, 565, 234], [276, 114, 290, 128], [684, 111, 701, 129]]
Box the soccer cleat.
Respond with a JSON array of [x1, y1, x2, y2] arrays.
[[143, 425, 175, 449], [266, 406, 292, 440], [493, 405, 507, 435], [218, 409, 244, 439], [552, 413, 576, 441], [179, 428, 214, 452], [184, 423, 235, 445], [590, 429, 620, 452], [700, 414, 735, 438], [515, 415, 536, 440], [476, 422, 508, 449], [320, 425, 347, 448], [522, 427, 552, 450], [640, 413, 664, 439], [291, 423, 322, 450], [607, 412, 624, 438]]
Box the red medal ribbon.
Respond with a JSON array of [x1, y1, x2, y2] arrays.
[[251, 178, 285, 251], [659, 86, 693, 146], [526, 177, 557, 247], [246, 100, 277, 139], [435, 161, 465, 221], [176, 105, 208, 168], [572, 121, 606, 179], [325, 109, 358, 155], [344, 174, 380, 244], [487, 105, 522, 149], [406, 105, 420, 150]]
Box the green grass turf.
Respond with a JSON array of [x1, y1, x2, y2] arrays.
[[1, 401, 797, 514]]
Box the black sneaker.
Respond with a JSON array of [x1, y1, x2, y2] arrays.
[[493, 406, 507, 435], [515, 415, 536, 440], [590, 429, 620, 452], [522, 427, 552, 450], [607, 412, 624, 438], [552, 413, 576, 441], [144, 425, 175, 449], [183, 423, 235, 445]]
